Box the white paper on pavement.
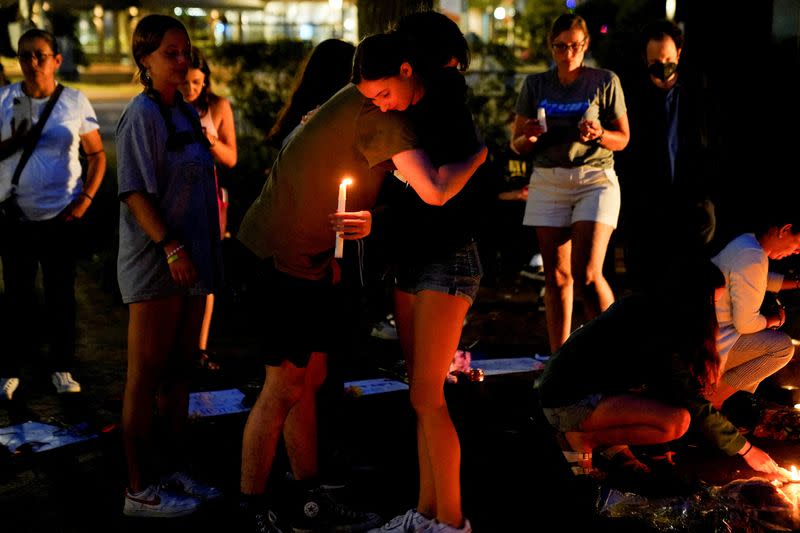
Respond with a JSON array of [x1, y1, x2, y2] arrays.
[[0, 421, 97, 453], [188, 388, 249, 418], [344, 378, 409, 396], [471, 357, 545, 376]]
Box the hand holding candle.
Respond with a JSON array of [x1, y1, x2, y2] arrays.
[[334, 178, 352, 258]]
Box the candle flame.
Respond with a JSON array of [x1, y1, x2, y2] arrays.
[[792, 466, 800, 481], [341, 178, 353, 186]]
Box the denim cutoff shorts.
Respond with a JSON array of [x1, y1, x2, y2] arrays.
[[395, 240, 483, 305], [542, 393, 604, 432]]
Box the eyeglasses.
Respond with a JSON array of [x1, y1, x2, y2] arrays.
[[18, 51, 54, 63], [551, 40, 586, 54]]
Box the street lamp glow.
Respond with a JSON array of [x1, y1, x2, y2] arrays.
[[493, 6, 506, 20]]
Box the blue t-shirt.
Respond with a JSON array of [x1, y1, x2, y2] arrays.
[[116, 93, 221, 303]]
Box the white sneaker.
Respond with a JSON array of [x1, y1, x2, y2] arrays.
[[0, 377, 19, 400], [162, 471, 222, 501], [368, 509, 433, 532], [123, 484, 200, 518], [370, 314, 398, 340], [424, 519, 472, 533], [51, 372, 81, 394]]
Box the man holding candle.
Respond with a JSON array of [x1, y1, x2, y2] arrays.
[[234, 36, 487, 531]]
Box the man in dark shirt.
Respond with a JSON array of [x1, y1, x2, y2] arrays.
[[619, 20, 717, 291]]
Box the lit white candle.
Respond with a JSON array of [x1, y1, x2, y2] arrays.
[[537, 106, 547, 133], [334, 178, 352, 258]]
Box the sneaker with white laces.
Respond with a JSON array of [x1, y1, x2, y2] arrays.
[[162, 471, 222, 501], [423, 519, 472, 533], [292, 486, 382, 533], [51, 372, 81, 394], [123, 484, 201, 518], [368, 509, 433, 533], [1, 377, 19, 401]]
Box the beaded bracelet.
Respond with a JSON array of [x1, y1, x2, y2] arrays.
[[80, 191, 93, 201], [166, 244, 184, 265]]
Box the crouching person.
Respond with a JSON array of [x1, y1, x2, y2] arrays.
[[539, 260, 784, 477]]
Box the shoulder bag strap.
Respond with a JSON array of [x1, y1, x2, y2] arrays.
[[10, 83, 65, 189]]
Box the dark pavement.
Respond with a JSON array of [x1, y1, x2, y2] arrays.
[[3, 241, 800, 532]]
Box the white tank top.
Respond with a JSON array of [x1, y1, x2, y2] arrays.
[[199, 109, 217, 138]]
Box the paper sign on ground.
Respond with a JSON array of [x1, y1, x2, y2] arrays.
[[0, 421, 97, 453], [344, 378, 409, 396], [471, 357, 545, 376], [188, 388, 249, 418]]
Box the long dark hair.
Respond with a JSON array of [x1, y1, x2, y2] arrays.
[[657, 259, 724, 393], [351, 32, 405, 84], [132, 15, 188, 88], [352, 11, 469, 86], [391, 10, 470, 78], [268, 39, 355, 145], [187, 46, 218, 115]]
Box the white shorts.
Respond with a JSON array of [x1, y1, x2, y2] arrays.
[[522, 166, 620, 228]]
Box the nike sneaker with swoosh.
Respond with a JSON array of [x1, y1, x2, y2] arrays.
[[123, 484, 200, 518]]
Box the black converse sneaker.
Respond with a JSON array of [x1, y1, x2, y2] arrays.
[[291, 487, 382, 533]]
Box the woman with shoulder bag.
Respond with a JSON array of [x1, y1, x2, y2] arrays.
[[0, 28, 106, 401]]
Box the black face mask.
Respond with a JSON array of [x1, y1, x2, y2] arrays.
[[647, 61, 678, 81]]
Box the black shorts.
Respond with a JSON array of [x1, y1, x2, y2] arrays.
[[255, 259, 344, 368]]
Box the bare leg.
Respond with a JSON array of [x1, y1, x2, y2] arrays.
[[240, 361, 307, 495], [157, 295, 205, 442], [564, 394, 691, 453], [407, 290, 470, 528], [198, 293, 214, 351], [123, 296, 183, 492], [536, 226, 573, 352], [571, 221, 615, 320], [284, 353, 327, 480], [394, 290, 435, 518]]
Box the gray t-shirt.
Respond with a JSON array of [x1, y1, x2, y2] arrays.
[[515, 67, 626, 169], [116, 93, 221, 303]]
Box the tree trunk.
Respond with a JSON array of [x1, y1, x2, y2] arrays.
[[356, 0, 434, 39]]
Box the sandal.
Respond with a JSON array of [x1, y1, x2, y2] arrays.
[[196, 349, 221, 372], [556, 431, 599, 477]]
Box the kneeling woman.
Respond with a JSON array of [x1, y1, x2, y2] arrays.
[[539, 261, 783, 476]]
